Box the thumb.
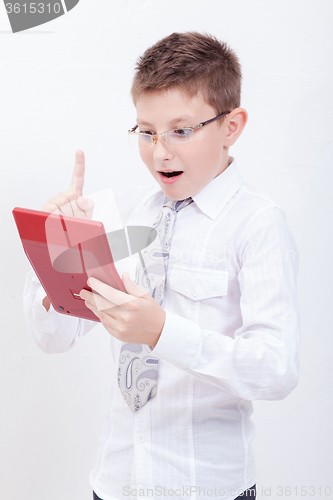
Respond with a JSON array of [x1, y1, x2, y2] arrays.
[[122, 272, 147, 298], [76, 195, 95, 219]]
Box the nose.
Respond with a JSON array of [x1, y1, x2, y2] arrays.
[[153, 135, 174, 162]]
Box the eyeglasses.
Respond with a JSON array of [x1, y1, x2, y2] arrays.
[[127, 111, 231, 149]]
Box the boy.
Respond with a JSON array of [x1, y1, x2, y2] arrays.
[[24, 32, 300, 500]]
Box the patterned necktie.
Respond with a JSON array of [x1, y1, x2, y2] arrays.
[[118, 196, 194, 412]]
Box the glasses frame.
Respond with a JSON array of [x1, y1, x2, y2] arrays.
[[128, 110, 231, 149]]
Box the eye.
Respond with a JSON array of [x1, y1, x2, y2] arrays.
[[169, 128, 191, 141], [173, 128, 187, 136], [139, 130, 155, 136]]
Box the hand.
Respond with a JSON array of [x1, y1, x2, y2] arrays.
[[41, 150, 94, 311], [80, 272, 166, 348], [41, 150, 94, 219]]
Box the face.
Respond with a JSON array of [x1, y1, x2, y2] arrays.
[[135, 88, 231, 200]]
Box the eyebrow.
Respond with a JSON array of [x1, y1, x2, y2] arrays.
[[136, 116, 195, 128]]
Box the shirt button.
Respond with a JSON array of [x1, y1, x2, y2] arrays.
[[286, 314, 293, 322], [138, 434, 145, 443], [191, 288, 198, 297]]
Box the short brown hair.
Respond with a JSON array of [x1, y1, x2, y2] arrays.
[[131, 32, 242, 114]]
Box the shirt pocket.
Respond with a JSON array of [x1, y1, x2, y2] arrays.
[[168, 263, 229, 300]]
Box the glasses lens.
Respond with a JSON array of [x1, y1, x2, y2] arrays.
[[168, 128, 193, 145], [128, 131, 153, 149]]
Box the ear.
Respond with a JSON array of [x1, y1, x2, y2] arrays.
[[224, 108, 248, 147]]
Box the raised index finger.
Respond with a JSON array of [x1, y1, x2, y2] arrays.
[[69, 150, 85, 195]]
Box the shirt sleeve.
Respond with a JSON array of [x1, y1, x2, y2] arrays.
[[152, 206, 300, 401], [23, 269, 97, 353]]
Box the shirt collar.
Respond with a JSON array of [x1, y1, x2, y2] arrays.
[[144, 158, 243, 220], [192, 158, 243, 220]]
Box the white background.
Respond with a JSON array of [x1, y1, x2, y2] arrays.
[[1, 1, 332, 499]]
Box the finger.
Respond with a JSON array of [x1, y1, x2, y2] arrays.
[[81, 290, 118, 312], [122, 271, 149, 298], [58, 191, 87, 218], [85, 302, 117, 333], [43, 199, 73, 216], [67, 195, 95, 219], [76, 195, 95, 219], [69, 150, 85, 196], [42, 191, 78, 216], [84, 301, 100, 318], [87, 277, 146, 306], [60, 192, 92, 219], [41, 203, 62, 215], [69, 197, 86, 219]]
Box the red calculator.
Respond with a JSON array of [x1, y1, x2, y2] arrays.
[[13, 207, 126, 322]]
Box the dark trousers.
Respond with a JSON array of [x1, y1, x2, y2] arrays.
[[93, 484, 256, 499], [234, 484, 256, 499]]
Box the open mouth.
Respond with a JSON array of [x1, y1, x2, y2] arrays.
[[160, 171, 183, 177]]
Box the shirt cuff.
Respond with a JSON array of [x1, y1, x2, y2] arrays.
[[151, 311, 201, 370]]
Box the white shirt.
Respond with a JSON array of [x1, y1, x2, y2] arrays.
[[23, 160, 300, 500]]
